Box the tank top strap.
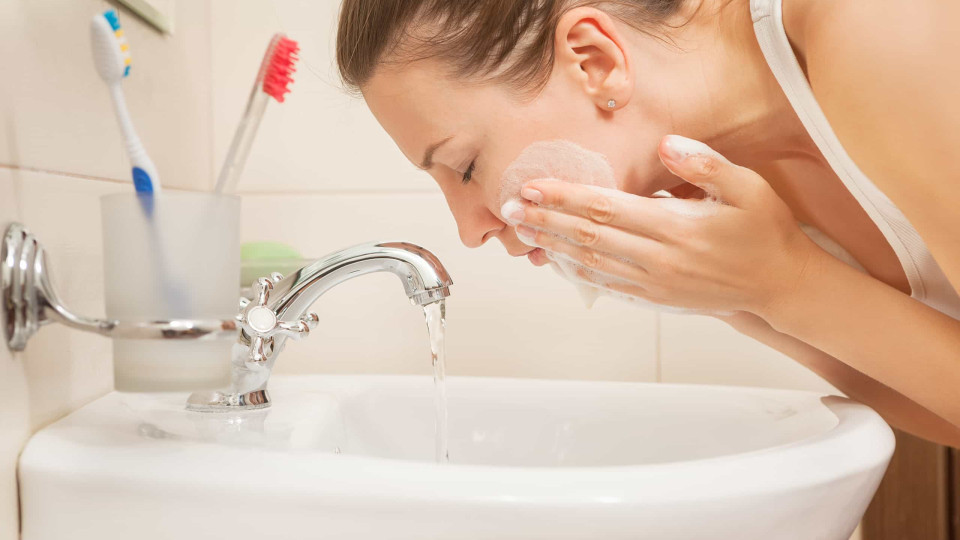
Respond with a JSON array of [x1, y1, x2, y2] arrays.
[[750, 0, 960, 319]]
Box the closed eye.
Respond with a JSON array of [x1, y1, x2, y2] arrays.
[[461, 160, 475, 185]]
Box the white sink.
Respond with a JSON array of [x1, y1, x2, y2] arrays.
[[19, 375, 892, 539]]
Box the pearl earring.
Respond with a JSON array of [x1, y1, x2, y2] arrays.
[[607, 99, 616, 109]]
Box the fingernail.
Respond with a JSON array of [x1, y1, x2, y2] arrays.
[[520, 186, 543, 203], [500, 199, 525, 225], [662, 135, 721, 162], [516, 224, 538, 246]]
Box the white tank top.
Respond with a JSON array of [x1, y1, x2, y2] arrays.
[[750, 0, 960, 320]]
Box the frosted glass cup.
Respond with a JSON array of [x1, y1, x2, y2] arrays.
[[102, 193, 240, 392]]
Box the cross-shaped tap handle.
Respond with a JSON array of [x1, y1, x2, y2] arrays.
[[237, 274, 319, 364]]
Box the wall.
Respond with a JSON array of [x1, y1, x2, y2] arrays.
[[215, 0, 837, 390], [0, 1, 213, 538], [0, 1, 852, 538]]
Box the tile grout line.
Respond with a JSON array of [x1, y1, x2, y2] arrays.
[[206, 0, 216, 191], [654, 312, 662, 383], [0, 163, 129, 185], [0, 163, 209, 193], [0, 164, 442, 196], [237, 189, 443, 196]]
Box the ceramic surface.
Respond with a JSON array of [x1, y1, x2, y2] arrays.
[[19, 375, 893, 540]]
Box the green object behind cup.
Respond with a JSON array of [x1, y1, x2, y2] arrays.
[[240, 241, 307, 287]]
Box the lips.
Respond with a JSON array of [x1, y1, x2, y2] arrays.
[[503, 243, 546, 265], [526, 248, 548, 266]]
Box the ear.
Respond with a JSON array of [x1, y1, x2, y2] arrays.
[[554, 7, 634, 112]]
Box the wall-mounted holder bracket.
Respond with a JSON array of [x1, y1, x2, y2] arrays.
[[2, 223, 237, 352]]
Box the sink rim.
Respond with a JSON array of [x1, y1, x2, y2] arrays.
[[19, 374, 894, 506]]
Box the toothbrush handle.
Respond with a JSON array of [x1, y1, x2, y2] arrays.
[[109, 84, 161, 193], [214, 91, 269, 194]]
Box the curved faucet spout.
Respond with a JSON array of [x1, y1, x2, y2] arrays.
[[186, 241, 453, 412], [270, 241, 453, 320]]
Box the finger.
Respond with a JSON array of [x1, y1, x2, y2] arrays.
[[658, 135, 764, 207], [515, 224, 653, 282], [570, 267, 655, 302], [518, 202, 664, 257], [572, 266, 653, 299], [539, 249, 696, 313], [553, 258, 668, 307], [665, 183, 707, 199], [516, 181, 682, 241], [582, 275, 699, 314], [543, 248, 652, 297]]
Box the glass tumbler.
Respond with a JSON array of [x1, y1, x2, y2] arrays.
[[101, 192, 240, 392]]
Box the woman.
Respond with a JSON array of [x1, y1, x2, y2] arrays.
[[336, 0, 960, 446]]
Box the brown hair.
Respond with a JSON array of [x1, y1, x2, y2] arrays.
[[336, 0, 687, 94]]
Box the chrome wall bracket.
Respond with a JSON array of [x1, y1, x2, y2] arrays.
[[2, 223, 237, 352]]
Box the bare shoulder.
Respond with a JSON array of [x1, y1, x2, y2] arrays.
[[792, 0, 960, 284], [795, 0, 959, 184]]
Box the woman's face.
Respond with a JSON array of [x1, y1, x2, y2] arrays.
[[362, 9, 690, 260]]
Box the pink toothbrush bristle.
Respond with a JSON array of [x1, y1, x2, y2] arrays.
[[263, 36, 299, 102]]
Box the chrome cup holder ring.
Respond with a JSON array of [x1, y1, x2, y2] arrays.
[[2, 223, 237, 352]]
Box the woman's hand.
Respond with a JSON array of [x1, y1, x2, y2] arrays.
[[503, 135, 824, 314]]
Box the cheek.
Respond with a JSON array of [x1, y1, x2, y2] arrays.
[[496, 140, 618, 209], [471, 87, 623, 214]]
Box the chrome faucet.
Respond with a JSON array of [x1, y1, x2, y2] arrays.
[[185, 241, 453, 412]]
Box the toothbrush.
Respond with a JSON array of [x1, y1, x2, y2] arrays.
[[90, 10, 191, 313], [90, 9, 161, 195], [214, 34, 299, 194]]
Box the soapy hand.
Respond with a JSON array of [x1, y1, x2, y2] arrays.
[[505, 135, 821, 314]]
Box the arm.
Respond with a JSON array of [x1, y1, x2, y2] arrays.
[[718, 310, 960, 447], [737, 0, 960, 441], [755, 239, 960, 435], [514, 136, 960, 440]]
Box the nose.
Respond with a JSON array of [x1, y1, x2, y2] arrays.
[[456, 209, 503, 248], [442, 191, 504, 248]]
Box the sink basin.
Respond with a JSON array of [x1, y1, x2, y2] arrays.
[[18, 375, 893, 539]]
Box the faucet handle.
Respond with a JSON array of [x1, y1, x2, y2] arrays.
[[278, 312, 319, 340], [239, 275, 318, 364]]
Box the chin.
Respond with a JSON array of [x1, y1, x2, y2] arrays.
[[618, 152, 683, 196], [622, 168, 679, 197]]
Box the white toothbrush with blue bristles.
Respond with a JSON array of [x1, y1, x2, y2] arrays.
[[90, 9, 161, 195], [90, 9, 192, 312]]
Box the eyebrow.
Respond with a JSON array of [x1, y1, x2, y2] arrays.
[[419, 136, 453, 170]]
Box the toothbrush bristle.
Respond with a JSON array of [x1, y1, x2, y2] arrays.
[[102, 9, 132, 77], [262, 36, 299, 103], [103, 10, 121, 31]]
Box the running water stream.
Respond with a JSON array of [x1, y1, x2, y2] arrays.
[[423, 300, 449, 464]]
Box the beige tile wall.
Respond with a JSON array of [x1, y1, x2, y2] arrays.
[[0, 171, 26, 540], [0, 167, 131, 540], [209, 0, 431, 194], [215, 0, 663, 382], [660, 313, 839, 393], [0, 0, 213, 190], [214, 0, 832, 392], [0, 1, 214, 538]]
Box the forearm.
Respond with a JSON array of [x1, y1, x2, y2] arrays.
[[756, 249, 960, 430], [720, 312, 960, 447]]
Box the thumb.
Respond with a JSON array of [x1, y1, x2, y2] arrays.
[[658, 135, 760, 207]]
